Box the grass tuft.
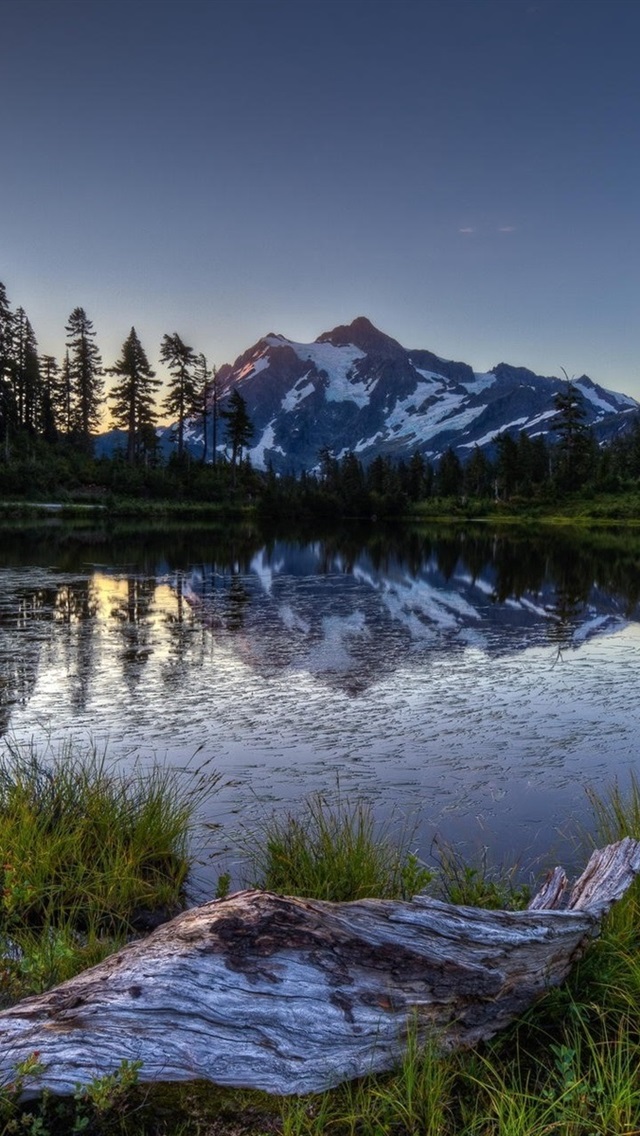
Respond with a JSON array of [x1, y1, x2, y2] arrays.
[[433, 839, 532, 910], [587, 772, 640, 845], [0, 736, 214, 1004], [242, 791, 432, 902]]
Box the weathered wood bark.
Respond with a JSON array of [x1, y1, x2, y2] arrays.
[[1, 838, 639, 1097]]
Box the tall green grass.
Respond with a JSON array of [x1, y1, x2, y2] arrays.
[[241, 791, 432, 901], [0, 738, 202, 929], [0, 737, 213, 1004]]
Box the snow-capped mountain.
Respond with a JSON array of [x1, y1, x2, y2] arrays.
[[108, 317, 639, 469]]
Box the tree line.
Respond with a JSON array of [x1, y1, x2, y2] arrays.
[[2, 279, 640, 511], [0, 282, 253, 473], [258, 383, 640, 518]]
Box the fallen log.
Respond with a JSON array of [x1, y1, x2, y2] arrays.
[[1, 838, 639, 1097]]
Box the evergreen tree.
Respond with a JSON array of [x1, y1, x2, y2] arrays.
[[222, 388, 254, 484], [194, 354, 219, 464], [552, 379, 594, 490], [160, 333, 197, 459], [0, 283, 13, 385], [318, 445, 340, 492], [39, 355, 60, 442], [109, 328, 161, 463], [339, 451, 368, 513], [65, 307, 104, 448], [435, 447, 463, 497], [464, 446, 493, 498], [405, 452, 429, 501], [0, 283, 16, 456], [13, 307, 41, 433], [59, 350, 74, 436], [494, 433, 520, 499]]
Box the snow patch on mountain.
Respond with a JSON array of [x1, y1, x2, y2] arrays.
[[412, 366, 446, 386], [247, 422, 285, 467], [464, 416, 530, 449], [463, 372, 497, 394], [268, 336, 368, 405], [281, 375, 314, 412], [576, 382, 627, 413], [236, 354, 271, 382]]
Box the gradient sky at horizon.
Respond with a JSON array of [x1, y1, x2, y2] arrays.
[[2, 0, 640, 400]]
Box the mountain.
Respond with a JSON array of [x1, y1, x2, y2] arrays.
[[98, 318, 639, 469]]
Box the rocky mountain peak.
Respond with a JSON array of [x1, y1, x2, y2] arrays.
[[316, 316, 405, 359]]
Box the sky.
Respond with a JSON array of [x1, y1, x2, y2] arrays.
[[2, 0, 640, 403]]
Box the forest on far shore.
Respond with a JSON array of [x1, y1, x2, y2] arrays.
[[3, 279, 640, 518]]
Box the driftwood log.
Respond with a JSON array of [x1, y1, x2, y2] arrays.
[[1, 839, 639, 1097]]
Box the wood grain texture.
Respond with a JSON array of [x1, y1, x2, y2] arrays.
[[1, 838, 639, 1097]]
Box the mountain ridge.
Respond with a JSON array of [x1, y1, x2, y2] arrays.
[[100, 317, 639, 470]]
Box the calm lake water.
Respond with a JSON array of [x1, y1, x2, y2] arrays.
[[2, 520, 640, 893]]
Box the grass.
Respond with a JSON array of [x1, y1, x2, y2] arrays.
[[0, 737, 211, 1008], [432, 838, 532, 910], [4, 772, 640, 1133], [240, 791, 432, 901]]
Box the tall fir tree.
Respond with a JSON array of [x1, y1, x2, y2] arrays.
[[0, 283, 16, 456], [552, 378, 594, 490], [435, 447, 463, 497], [222, 388, 254, 485], [39, 355, 60, 443], [108, 328, 161, 463], [194, 353, 214, 464], [160, 333, 197, 459], [13, 307, 41, 433], [58, 350, 74, 436], [65, 307, 104, 448]]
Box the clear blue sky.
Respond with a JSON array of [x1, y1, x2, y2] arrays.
[[2, 0, 639, 398]]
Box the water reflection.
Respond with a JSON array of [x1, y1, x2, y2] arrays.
[[1, 522, 640, 880], [1, 525, 639, 721]]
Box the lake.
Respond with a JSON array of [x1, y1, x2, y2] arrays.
[[2, 519, 640, 894]]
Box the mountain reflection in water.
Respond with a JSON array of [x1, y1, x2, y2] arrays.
[[1, 523, 640, 884]]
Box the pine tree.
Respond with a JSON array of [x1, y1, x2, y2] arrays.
[[435, 447, 463, 497], [65, 307, 104, 448], [59, 350, 74, 436], [109, 328, 161, 463], [552, 378, 594, 490], [38, 355, 59, 443], [39, 355, 60, 442], [13, 307, 41, 433], [222, 388, 254, 484], [464, 446, 493, 498], [194, 354, 219, 464], [0, 283, 16, 456], [160, 333, 197, 459], [494, 433, 519, 499]]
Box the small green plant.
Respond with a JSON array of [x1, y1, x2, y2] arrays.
[[73, 1059, 143, 1125], [0, 1051, 46, 1135], [215, 872, 232, 900], [368, 1026, 457, 1136], [242, 792, 432, 902]]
